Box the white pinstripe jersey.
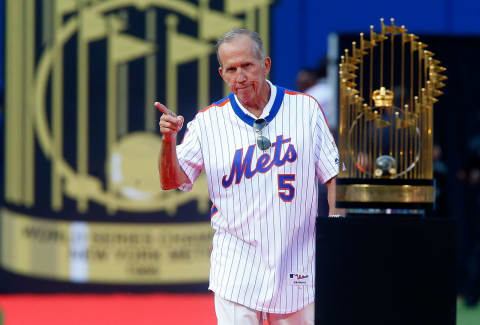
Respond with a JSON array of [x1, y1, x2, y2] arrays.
[[176, 81, 339, 313]]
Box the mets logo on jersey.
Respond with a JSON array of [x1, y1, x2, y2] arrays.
[[222, 135, 297, 188]]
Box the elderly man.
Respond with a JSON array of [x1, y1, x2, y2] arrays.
[[157, 29, 341, 325]]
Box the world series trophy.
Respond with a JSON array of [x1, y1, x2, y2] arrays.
[[335, 18, 447, 213], [316, 19, 455, 325]]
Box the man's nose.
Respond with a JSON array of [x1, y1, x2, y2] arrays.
[[236, 69, 247, 82]]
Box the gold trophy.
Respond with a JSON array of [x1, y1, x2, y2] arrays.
[[336, 18, 447, 211]]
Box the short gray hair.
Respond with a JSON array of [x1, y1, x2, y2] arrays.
[[215, 29, 266, 66]]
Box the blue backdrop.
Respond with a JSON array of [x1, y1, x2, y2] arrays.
[[1, 0, 480, 92]]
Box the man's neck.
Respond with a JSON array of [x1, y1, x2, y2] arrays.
[[241, 81, 271, 118]]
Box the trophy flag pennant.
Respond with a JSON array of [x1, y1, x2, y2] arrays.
[[346, 56, 361, 65], [360, 35, 376, 50], [342, 63, 359, 72], [364, 108, 376, 121], [430, 65, 447, 73], [342, 72, 357, 81], [383, 18, 406, 35], [375, 118, 391, 129], [385, 25, 406, 35], [354, 47, 369, 57], [344, 81, 357, 88], [395, 117, 416, 129], [403, 33, 419, 43], [411, 40, 428, 51], [370, 29, 388, 43]]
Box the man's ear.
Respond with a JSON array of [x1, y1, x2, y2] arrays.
[[218, 66, 225, 81], [264, 57, 272, 76]]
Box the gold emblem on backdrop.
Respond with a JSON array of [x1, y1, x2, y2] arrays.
[[2, 0, 276, 284], [5, 0, 275, 215], [336, 18, 447, 208]]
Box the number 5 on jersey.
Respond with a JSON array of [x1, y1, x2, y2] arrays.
[[278, 174, 296, 202]]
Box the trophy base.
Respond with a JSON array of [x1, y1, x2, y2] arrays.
[[336, 178, 435, 210], [315, 216, 456, 325]]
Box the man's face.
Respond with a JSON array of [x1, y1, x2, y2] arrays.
[[218, 35, 271, 107]]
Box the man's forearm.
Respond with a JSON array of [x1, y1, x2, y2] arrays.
[[158, 136, 189, 190], [325, 177, 345, 216]]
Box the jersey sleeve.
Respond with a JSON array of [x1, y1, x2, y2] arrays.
[[312, 101, 340, 183], [176, 117, 204, 192]]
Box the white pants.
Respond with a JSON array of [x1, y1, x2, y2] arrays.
[[214, 295, 314, 325]]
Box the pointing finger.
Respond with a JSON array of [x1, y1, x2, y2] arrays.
[[154, 102, 176, 117]]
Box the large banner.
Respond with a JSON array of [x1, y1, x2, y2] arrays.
[[1, 0, 274, 287]]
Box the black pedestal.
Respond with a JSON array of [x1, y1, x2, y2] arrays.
[[315, 216, 456, 325]]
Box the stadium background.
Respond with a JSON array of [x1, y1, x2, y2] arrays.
[[0, 0, 479, 324]]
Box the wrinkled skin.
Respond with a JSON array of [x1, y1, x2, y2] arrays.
[[218, 35, 271, 117]]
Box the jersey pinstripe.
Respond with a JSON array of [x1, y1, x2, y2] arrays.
[[176, 81, 339, 314]]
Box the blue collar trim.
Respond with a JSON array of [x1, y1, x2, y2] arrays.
[[229, 86, 285, 126]]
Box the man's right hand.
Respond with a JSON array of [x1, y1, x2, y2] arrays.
[[155, 102, 184, 140], [155, 102, 189, 190]]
